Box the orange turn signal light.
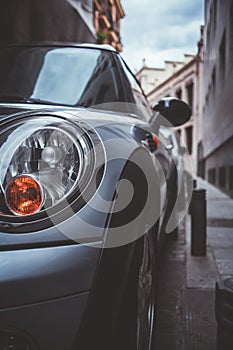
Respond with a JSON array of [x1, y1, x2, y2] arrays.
[[152, 135, 159, 148], [6, 176, 43, 216]]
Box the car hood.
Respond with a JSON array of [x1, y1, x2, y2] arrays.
[[0, 103, 153, 148], [0, 102, 87, 120], [0, 102, 148, 125]]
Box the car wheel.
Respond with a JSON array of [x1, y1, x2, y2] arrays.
[[137, 230, 156, 350], [113, 230, 157, 350]]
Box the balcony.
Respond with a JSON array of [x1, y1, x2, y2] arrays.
[[99, 14, 111, 29]]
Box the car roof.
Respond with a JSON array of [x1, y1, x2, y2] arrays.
[[0, 42, 117, 53]]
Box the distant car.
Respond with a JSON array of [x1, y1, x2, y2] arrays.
[[0, 43, 191, 350], [159, 126, 191, 216]]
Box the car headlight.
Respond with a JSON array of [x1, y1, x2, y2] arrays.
[[0, 114, 94, 218]]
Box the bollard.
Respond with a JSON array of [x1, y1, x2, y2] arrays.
[[193, 179, 197, 189], [189, 179, 197, 214], [191, 188, 207, 256]]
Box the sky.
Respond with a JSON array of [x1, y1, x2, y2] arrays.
[[120, 0, 204, 72]]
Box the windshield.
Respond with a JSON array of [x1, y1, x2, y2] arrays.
[[0, 46, 122, 107]]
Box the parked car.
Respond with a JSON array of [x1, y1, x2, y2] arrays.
[[0, 43, 191, 350], [159, 126, 189, 217]]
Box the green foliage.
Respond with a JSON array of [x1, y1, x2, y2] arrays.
[[96, 30, 109, 43]]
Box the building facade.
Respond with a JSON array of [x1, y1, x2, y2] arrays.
[[203, 0, 233, 197], [136, 60, 186, 95], [136, 30, 204, 176], [94, 0, 125, 51], [0, 0, 97, 44], [0, 0, 125, 52]]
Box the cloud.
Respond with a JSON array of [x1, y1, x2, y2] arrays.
[[151, 20, 202, 50], [120, 0, 204, 70], [156, 0, 203, 18]]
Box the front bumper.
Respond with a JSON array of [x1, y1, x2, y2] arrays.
[[0, 243, 101, 349]]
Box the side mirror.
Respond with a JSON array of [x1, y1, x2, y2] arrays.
[[152, 97, 191, 127]]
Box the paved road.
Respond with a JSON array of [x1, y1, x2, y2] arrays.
[[153, 223, 186, 349]]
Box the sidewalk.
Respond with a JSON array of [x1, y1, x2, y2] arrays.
[[187, 178, 233, 285], [185, 177, 233, 349], [154, 177, 233, 350]]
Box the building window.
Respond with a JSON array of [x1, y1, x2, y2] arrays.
[[212, 169, 216, 185], [212, 67, 216, 97], [209, 5, 213, 37], [186, 126, 193, 154], [219, 166, 226, 188], [229, 166, 233, 190], [186, 82, 194, 113], [206, 25, 210, 54], [219, 31, 226, 81], [176, 129, 181, 145], [176, 89, 182, 99], [208, 169, 211, 183], [208, 168, 216, 185], [205, 93, 209, 107]]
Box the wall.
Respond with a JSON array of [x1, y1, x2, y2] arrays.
[[203, 0, 233, 196], [0, 0, 96, 44]]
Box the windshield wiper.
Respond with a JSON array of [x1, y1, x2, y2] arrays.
[[28, 98, 90, 108], [0, 95, 88, 108], [0, 96, 68, 106], [26, 98, 65, 106]]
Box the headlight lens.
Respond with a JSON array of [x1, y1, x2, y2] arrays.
[[0, 115, 92, 217], [6, 175, 43, 215]]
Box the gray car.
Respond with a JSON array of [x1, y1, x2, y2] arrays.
[[0, 43, 191, 350]]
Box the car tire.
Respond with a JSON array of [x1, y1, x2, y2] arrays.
[[137, 230, 156, 350], [113, 230, 157, 350]]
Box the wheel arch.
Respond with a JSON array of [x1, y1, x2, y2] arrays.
[[73, 146, 160, 349]]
